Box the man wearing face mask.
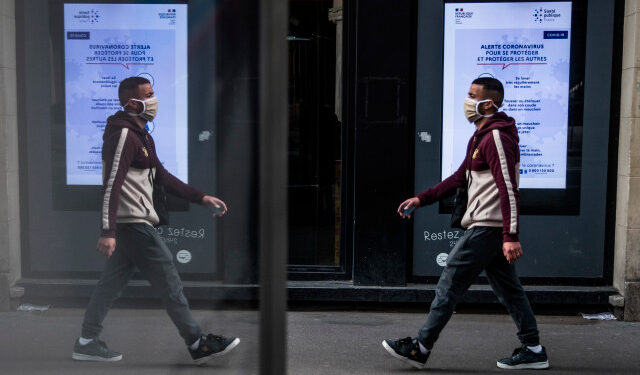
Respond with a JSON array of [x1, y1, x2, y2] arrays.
[[382, 77, 548, 370], [72, 77, 240, 364]]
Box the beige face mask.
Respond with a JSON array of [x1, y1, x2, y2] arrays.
[[464, 97, 497, 123], [126, 97, 158, 122]]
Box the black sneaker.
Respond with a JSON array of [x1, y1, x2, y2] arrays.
[[382, 337, 430, 369], [188, 334, 241, 365], [497, 345, 549, 370], [72, 338, 123, 362]]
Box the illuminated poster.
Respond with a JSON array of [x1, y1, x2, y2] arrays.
[[442, 2, 572, 189], [64, 3, 188, 185]]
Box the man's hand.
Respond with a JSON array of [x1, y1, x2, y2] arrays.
[[97, 237, 116, 258], [503, 241, 523, 264], [202, 195, 228, 217], [397, 197, 420, 219]]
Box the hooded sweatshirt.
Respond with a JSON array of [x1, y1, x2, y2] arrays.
[[417, 112, 520, 243], [100, 111, 205, 238]]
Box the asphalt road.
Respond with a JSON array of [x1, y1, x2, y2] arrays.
[[0, 307, 638, 374]]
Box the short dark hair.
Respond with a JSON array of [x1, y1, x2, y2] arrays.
[[118, 77, 151, 106], [472, 77, 504, 108]]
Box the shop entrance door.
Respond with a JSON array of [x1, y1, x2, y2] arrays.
[[287, 0, 348, 278]]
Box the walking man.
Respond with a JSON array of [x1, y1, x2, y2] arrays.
[[382, 77, 549, 370], [72, 77, 240, 364]]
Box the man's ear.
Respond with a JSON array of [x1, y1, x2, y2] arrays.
[[484, 99, 495, 112], [126, 98, 141, 113]]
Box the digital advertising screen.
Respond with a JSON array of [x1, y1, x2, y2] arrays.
[[442, 2, 572, 189], [63, 3, 188, 185]]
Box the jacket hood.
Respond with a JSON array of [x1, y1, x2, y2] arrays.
[[475, 112, 519, 142], [104, 111, 148, 140]]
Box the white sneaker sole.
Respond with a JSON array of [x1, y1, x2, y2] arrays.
[[381, 340, 425, 370], [193, 338, 241, 365], [72, 352, 123, 362], [497, 360, 549, 370]]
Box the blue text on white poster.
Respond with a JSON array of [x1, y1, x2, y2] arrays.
[[442, 2, 572, 189], [64, 4, 188, 185]]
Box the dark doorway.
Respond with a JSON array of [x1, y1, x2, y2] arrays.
[[287, 0, 343, 270]]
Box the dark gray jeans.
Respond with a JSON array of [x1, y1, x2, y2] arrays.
[[82, 223, 202, 345], [418, 226, 540, 349]]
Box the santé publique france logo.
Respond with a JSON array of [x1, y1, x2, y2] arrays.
[[534, 8, 544, 23], [534, 8, 561, 23], [90, 9, 100, 24]]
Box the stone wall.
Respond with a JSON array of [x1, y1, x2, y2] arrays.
[[614, 0, 640, 321], [0, 0, 20, 311]]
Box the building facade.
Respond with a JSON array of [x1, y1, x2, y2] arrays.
[[0, 0, 637, 320]]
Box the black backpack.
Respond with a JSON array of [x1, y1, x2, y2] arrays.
[[136, 132, 169, 226], [450, 132, 485, 229]]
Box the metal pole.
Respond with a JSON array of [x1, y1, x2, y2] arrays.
[[259, 0, 288, 374]]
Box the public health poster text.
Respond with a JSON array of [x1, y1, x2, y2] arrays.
[[442, 2, 572, 189], [64, 4, 188, 185]]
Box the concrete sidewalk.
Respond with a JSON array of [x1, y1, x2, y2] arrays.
[[0, 307, 638, 374]]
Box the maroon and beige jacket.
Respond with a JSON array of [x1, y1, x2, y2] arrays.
[[417, 112, 520, 243], [100, 111, 205, 238]]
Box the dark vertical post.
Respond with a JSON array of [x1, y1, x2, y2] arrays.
[[351, 0, 414, 286], [217, 0, 260, 284], [259, 0, 288, 374]]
